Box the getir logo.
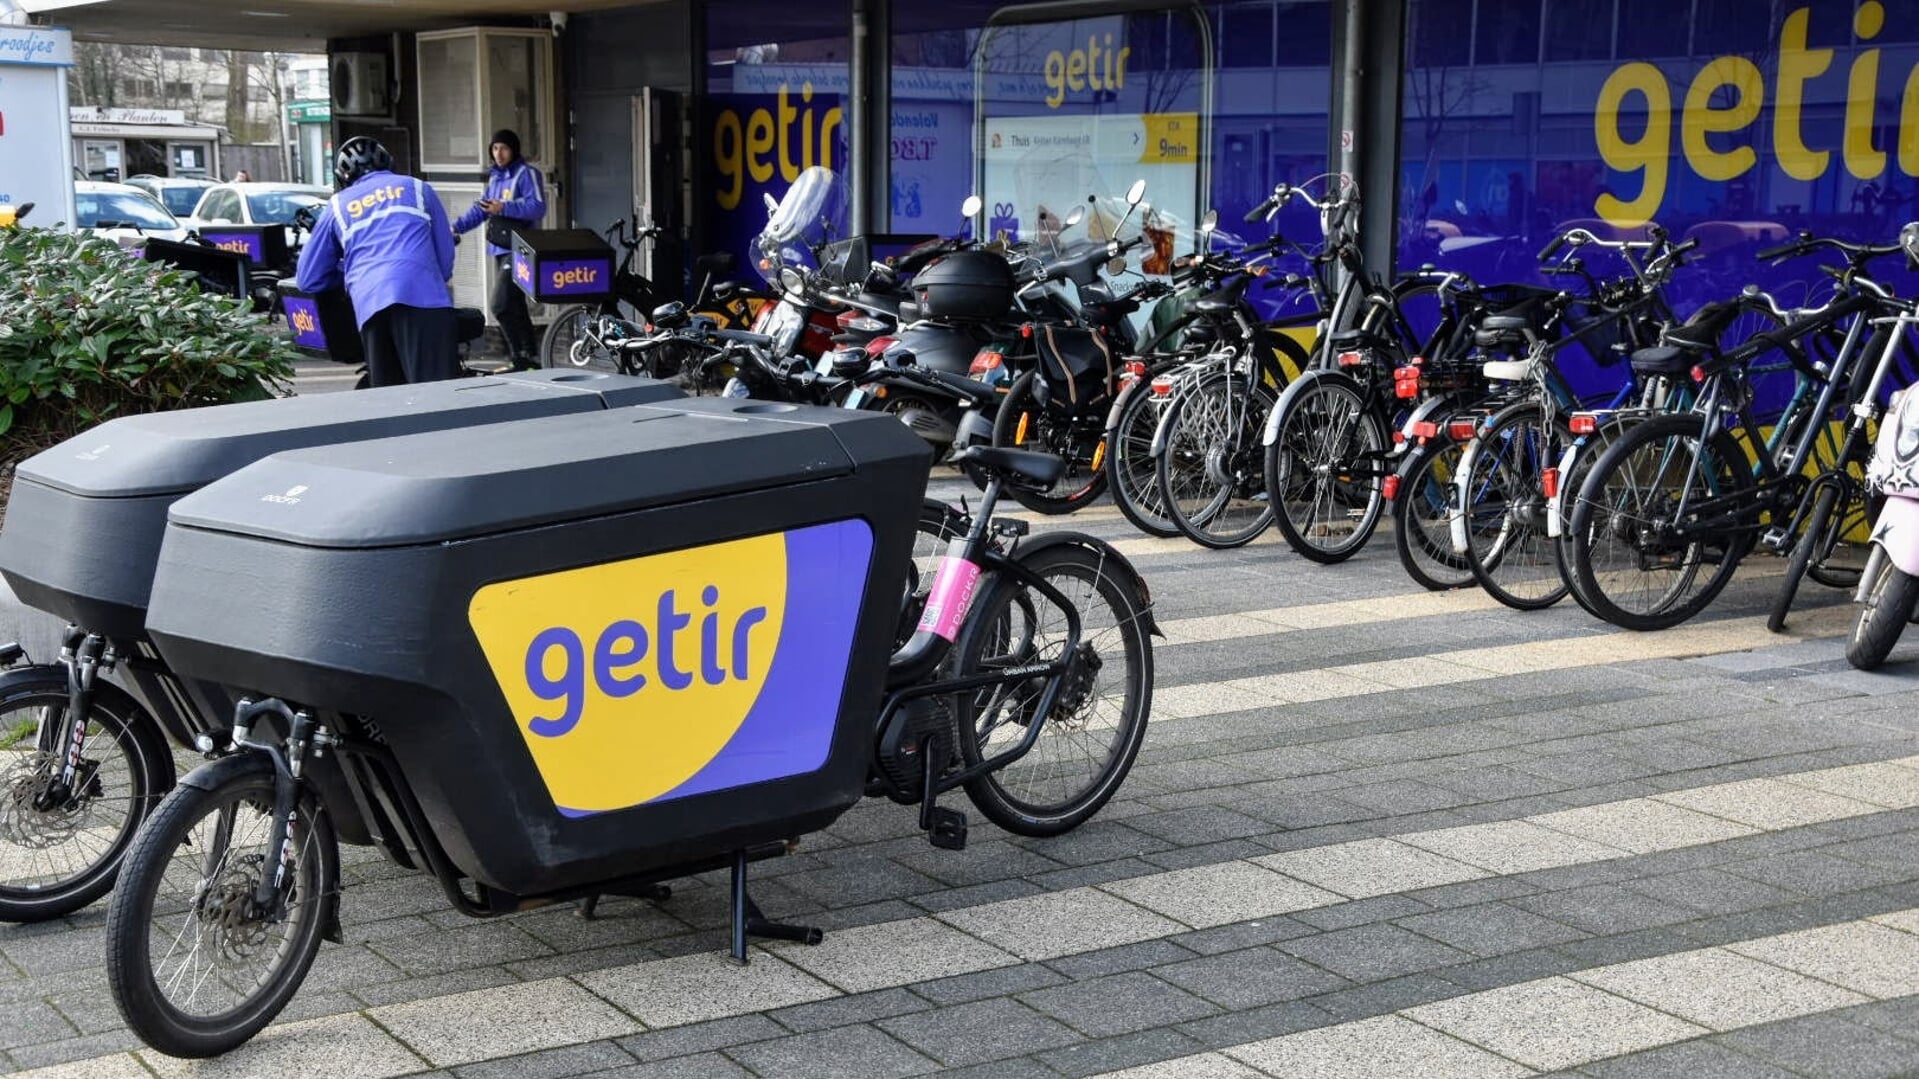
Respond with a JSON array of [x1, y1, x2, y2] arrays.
[[468, 519, 874, 816], [289, 306, 317, 335], [344, 184, 408, 217], [551, 265, 596, 291]]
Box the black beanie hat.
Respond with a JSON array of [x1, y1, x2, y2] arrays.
[[490, 129, 522, 161]]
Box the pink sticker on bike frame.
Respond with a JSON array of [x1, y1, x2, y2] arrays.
[[917, 556, 983, 641]]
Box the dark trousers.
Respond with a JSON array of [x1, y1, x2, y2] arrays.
[[492, 253, 539, 367], [362, 304, 460, 387]]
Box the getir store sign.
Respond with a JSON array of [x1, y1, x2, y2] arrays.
[[0, 25, 77, 230]]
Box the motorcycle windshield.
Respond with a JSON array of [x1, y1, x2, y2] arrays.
[[754, 167, 848, 286]]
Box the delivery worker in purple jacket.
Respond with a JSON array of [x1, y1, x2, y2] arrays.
[[295, 136, 460, 386], [453, 129, 546, 370]]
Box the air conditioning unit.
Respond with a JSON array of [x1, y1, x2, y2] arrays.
[[331, 52, 390, 116]]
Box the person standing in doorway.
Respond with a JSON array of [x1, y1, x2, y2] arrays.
[[295, 136, 460, 386], [454, 129, 546, 370]]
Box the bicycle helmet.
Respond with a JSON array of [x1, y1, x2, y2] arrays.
[[334, 136, 393, 189]]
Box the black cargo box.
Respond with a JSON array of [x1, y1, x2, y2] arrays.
[[145, 398, 932, 896]]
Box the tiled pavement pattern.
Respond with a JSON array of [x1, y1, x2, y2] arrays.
[[8, 471, 1919, 1078]]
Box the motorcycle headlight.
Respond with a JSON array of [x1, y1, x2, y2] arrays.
[[780, 266, 806, 294]]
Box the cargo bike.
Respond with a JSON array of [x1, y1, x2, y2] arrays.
[[0, 370, 690, 925], [30, 396, 1156, 1058]]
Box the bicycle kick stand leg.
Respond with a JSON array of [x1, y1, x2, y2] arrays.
[[729, 848, 823, 964]]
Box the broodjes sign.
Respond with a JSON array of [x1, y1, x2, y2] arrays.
[[0, 25, 77, 231]]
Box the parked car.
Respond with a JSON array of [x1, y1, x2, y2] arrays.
[[73, 181, 188, 247], [183, 181, 329, 239], [122, 175, 217, 220]]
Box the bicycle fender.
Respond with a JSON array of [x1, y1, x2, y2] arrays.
[[0, 663, 68, 697], [1262, 369, 1364, 448], [176, 749, 277, 793], [1546, 437, 1587, 540], [1018, 531, 1164, 637], [1396, 394, 1455, 442]]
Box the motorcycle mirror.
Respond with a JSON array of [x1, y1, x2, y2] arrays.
[[1107, 256, 1129, 276], [1126, 179, 1147, 206], [961, 194, 983, 218], [1199, 209, 1218, 235], [1902, 221, 1919, 267], [1064, 205, 1085, 229], [763, 192, 779, 216], [1454, 198, 1469, 215]]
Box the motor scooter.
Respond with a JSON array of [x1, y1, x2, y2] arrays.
[[1850, 380, 1919, 668]]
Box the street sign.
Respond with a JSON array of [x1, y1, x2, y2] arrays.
[[286, 100, 330, 124]]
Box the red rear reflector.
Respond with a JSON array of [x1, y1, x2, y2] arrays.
[[865, 335, 897, 357], [1690, 364, 1708, 382], [1395, 379, 1420, 399], [1383, 474, 1401, 501], [970, 351, 1004, 375], [1124, 359, 1148, 379], [1020, 324, 1035, 338], [1569, 413, 1598, 435], [836, 310, 861, 327], [1412, 420, 1439, 439], [1542, 467, 1560, 499], [1393, 430, 1407, 445], [1448, 419, 1479, 441], [1338, 351, 1365, 367], [1151, 375, 1176, 396]]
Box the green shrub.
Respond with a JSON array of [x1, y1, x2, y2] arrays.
[[0, 229, 296, 490]]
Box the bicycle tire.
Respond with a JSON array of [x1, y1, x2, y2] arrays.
[[1392, 439, 1476, 591], [540, 304, 612, 371], [1769, 483, 1840, 633], [106, 758, 338, 1058], [1464, 404, 1570, 611], [1264, 374, 1388, 564], [955, 544, 1151, 837], [991, 371, 1108, 516], [1106, 373, 1182, 538], [1156, 370, 1278, 549], [1848, 558, 1918, 670], [0, 672, 173, 922], [1567, 414, 1753, 631]]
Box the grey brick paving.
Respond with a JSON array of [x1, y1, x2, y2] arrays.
[[875, 997, 1083, 1067], [3, 491, 1917, 1078], [723, 1023, 940, 1078]]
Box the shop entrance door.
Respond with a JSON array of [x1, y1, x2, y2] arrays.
[[631, 87, 684, 299]]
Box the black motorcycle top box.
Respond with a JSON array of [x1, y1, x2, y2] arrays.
[[0, 370, 683, 640], [144, 397, 933, 896], [142, 238, 249, 301], [912, 249, 1016, 320], [511, 227, 616, 305]]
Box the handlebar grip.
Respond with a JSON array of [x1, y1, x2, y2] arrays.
[[1538, 235, 1567, 261], [1671, 238, 1700, 258], [715, 329, 774, 348], [1243, 198, 1275, 223], [1756, 242, 1801, 261]]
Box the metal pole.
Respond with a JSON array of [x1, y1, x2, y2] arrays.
[[848, 0, 871, 236]]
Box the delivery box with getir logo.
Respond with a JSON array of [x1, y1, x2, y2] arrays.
[[510, 227, 615, 304], [141, 397, 932, 897]]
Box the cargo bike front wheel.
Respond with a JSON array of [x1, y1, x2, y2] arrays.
[[106, 744, 339, 1058]]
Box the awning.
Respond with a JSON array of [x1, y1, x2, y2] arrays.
[[20, 0, 659, 51]]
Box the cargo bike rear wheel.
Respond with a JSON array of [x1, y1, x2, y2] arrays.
[[955, 545, 1152, 837]]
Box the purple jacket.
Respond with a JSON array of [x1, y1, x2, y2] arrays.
[[453, 161, 547, 257], [295, 171, 455, 327]]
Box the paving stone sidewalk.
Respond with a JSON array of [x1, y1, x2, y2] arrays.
[[2, 462, 1918, 1078]]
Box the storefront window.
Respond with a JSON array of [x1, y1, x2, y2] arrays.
[[1401, 0, 1919, 398], [700, 1, 850, 262]]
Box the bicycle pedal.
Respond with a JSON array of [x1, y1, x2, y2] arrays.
[[1759, 527, 1790, 552], [926, 806, 968, 850]]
